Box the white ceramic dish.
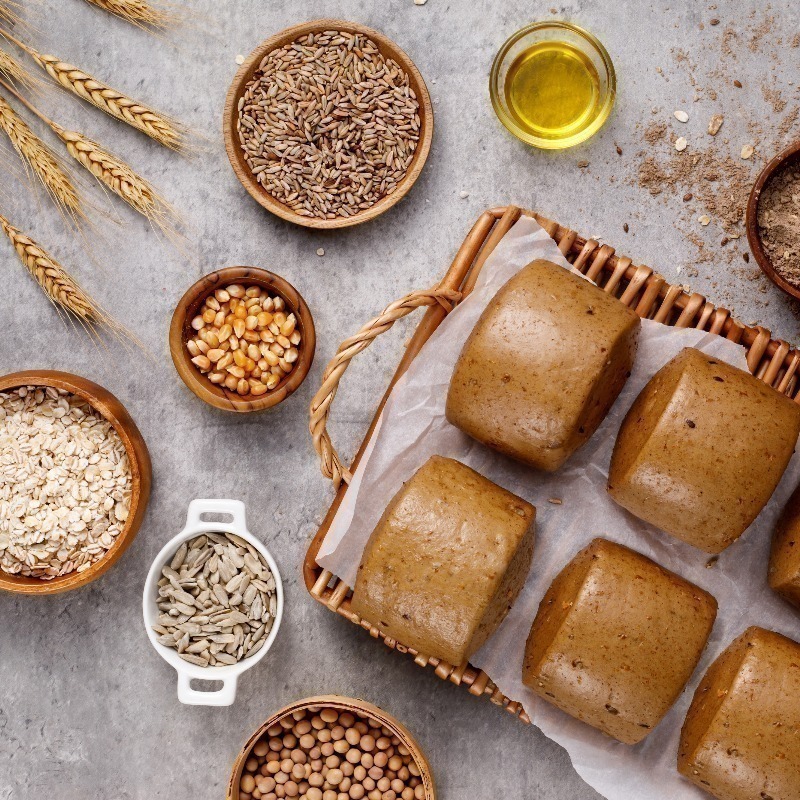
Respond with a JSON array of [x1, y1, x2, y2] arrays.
[[142, 499, 284, 706]]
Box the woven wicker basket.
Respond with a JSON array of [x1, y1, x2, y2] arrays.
[[305, 205, 800, 724]]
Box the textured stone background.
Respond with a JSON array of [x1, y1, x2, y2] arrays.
[[1, 1, 799, 798]]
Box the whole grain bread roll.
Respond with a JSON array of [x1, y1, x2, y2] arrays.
[[769, 485, 800, 609], [446, 259, 640, 472], [608, 347, 800, 553], [678, 626, 800, 800], [522, 538, 717, 745], [350, 455, 535, 666]]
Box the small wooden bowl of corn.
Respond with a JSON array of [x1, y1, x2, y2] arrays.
[[169, 267, 316, 413]]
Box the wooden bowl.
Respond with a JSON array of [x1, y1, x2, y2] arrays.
[[746, 140, 800, 300], [223, 19, 434, 230], [170, 267, 316, 412], [227, 695, 436, 800], [0, 370, 152, 596]]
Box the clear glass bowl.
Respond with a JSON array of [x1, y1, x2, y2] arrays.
[[490, 21, 616, 150]]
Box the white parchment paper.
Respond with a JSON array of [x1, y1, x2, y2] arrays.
[[317, 217, 800, 800]]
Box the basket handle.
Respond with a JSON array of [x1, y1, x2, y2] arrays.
[[309, 286, 462, 490]]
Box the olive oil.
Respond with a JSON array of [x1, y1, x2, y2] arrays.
[[504, 40, 602, 143]]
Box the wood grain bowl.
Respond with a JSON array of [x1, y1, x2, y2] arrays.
[[222, 18, 434, 230], [0, 370, 152, 596], [227, 695, 436, 800], [170, 267, 316, 412], [746, 139, 800, 301]]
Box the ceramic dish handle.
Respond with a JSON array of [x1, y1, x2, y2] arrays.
[[308, 286, 462, 490], [184, 498, 247, 532], [177, 670, 238, 706]]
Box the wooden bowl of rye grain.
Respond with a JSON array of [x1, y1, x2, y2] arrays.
[[746, 140, 800, 301], [223, 19, 433, 229], [0, 370, 151, 596]]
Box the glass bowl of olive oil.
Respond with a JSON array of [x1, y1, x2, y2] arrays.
[[490, 21, 616, 150]]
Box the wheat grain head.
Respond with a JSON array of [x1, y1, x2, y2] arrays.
[[0, 94, 84, 223], [82, 0, 181, 30], [53, 123, 183, 243], [0, 212, 97, 321], [21, 43, 187, 150]]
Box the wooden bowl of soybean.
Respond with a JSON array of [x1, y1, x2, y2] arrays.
[[170, 267, 316, 413], [227, 695, 436, 800], [223, 19, 434, 230], [0, 370, 152, 596]]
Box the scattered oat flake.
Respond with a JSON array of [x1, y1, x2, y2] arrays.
[[675, 136, 688, 152], [740, 144, 754, 159], [459, 190, 469, 199], [235, 54, 245, 64], [707, 114, 724, 136], [414, 0, 428, 4], [548, 497, 563, 505], [699, 214, 711, 226], [674, 110, 689, 123], [316, 248, 325, 256]]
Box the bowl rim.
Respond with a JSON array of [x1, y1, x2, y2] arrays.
[[0, 370, 151, 595], [489, 19, 617, 150], [142, 499, 284, 706], [745, 139, 800, 301], [169, 266, 316, 413], [222, 17, 434, 230], [227, 694, 436, 800]]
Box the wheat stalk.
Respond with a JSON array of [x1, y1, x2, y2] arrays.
[[1, 31, 187, 150], [82, 0, 180, 29], [0, 94, 84, 223], [0, 213, 98, 322]]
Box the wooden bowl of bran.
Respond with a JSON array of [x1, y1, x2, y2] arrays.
[[746, 140, 800, 301]]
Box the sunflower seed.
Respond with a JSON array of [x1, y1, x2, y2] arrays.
[[170, 542, 188, 570], [179, 653, 209, 667]]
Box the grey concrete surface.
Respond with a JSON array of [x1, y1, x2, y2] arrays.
[[1, 1, 798, 798]]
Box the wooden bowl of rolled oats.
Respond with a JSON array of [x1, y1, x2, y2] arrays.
[[223, 19, 433, 229], [0, 370, 151, 595]]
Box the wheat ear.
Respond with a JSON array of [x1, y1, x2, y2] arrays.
[[0, 213, 99, 322], [0, 77, 182, 241], [54, 124, 183, 241], [1, 31, 186, 151], [82, 0, 180, 29], [0, 0, 28, 27], [0, 48, 42, 93], [0, 94, 84, 223]]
